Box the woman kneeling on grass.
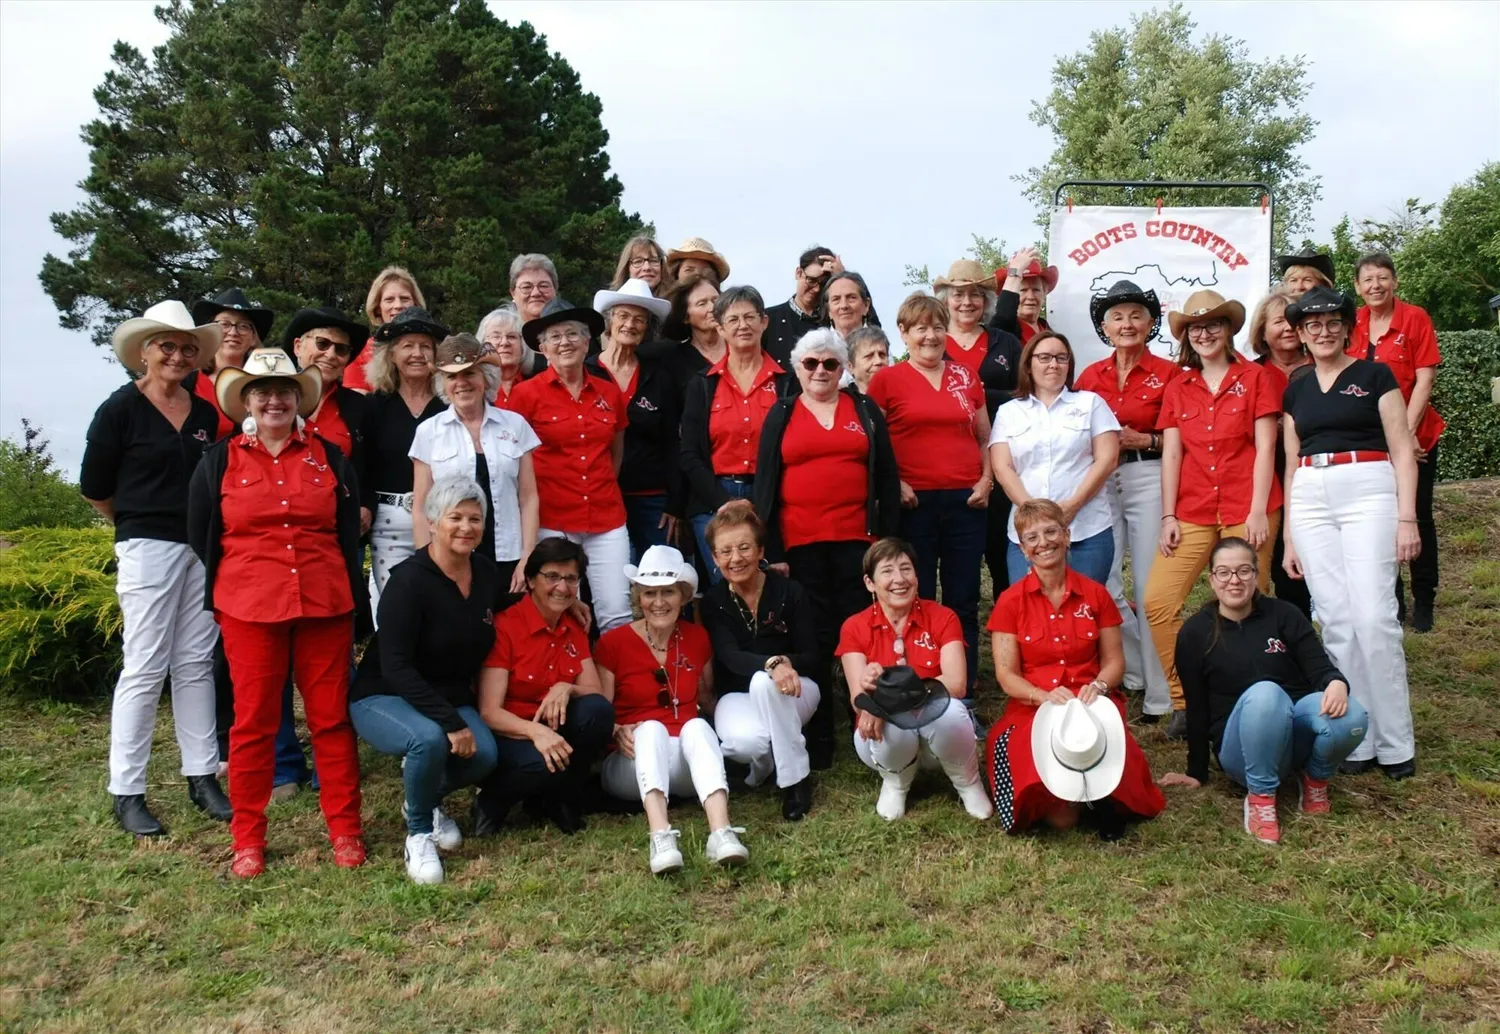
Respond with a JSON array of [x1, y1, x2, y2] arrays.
[[596, 546, 748, 874], [1158, 538, 1368, 845]]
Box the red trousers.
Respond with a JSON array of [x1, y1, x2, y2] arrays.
[[217, 612, 362, 850]]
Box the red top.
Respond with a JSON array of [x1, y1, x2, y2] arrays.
[[836, 598, 964, 681], [192, 372, 235, 440], [483, 593, 591, 722], [867, 360, 985, 491], [215, 431, 354, 624], [1156, 360, 1283, 526], [778, 394, 871, 549], [594, 621, 712, 736], [505, 367, 626, 533], [305, 390, 352, 460], [1018, 320, 1046, 346], [1074, 351, 1182, 435], [340, 343, 377, 392], [1350, 299, 1445, 449], [944, 332, 987, 380], [987, 568, 1121, 692], [707, 351, 784, 476]]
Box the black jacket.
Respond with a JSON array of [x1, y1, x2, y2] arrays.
[[1175, 595, 1347, 784], [699, 569, 820, 695], [751, 388, 901, 559], [186, 433, 372, 636], [762, 301, 822, 368], [679, 364, 797, 518], [585, 353, 685, 515], [975, 328, 1024, 420]]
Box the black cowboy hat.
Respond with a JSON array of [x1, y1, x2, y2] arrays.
[[282, 306, 370, 362], [1284, 285, 1356, 326], [853, 667, 952, 731], [1089, 280, 1162, 347], [1275, 246, 1336, 285], [522, 295, 606, 349], [192, 288, 274, 341], [372, 305, 450, 344]]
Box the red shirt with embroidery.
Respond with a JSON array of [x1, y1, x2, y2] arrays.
[[340, 341, 378, 392], [594, 621, 711, 736], [1074, 351, 1182, 435], [214, 431, 354, 623], [483, 593, 591, 721], [191, 372, 236, 440], [1156, 359, 1283, 526], [836, 598, 964, 680], [777, 393, 871, 548], [505, 367, 625, 533], [707, 351, 784, 476], [987, 569, 1120, 692], [944, 332, 988, 380], [1350, 299, 1445, 450], [867, 359, 985, 491], [305, 390, 352, 459]]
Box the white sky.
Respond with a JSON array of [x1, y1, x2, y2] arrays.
[[2, 0, 1497, 472]]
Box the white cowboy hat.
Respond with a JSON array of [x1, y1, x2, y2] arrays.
[[593, 277, 671, 322], [111, 300, 223, 374], [214, 347, 322, 424], [1031, 696, 1127, 803], [624, 545, 699, 596]]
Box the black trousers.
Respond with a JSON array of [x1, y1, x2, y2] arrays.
[[985, 492, 1013, 603], [1408, 443, 1440, 604], [1270, 530, 1312, 619], [786, 540, 872, 750], [479, 694, 614, 806]]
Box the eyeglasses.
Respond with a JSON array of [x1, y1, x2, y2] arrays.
[[1187, 319, 1230, 338], [1031, 353, 1070, 367], [151, 340, 201, 360], [214, 319, 256, 335], [713, 542, 757, 560], [721, 313, 761, 330], [247, 386, 298, 402], [540, 329, 587, 346], [1210, 565, 1257, 583], [514, 280, 554, 296], [537, 571, 581, 587], [1019, 525, 1067, 547], [1301, 319, 1345, 337], [307, 335, 353, 357], [612, 311, 648, 330], [800, 357, 841, 373], [628, 256, 662, 270]]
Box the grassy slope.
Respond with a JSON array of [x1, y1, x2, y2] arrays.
[[2, 484, 1497, 1034]]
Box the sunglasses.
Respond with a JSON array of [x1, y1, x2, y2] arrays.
[[307, 335, 354, 357], [653, 668, 679, 713], [800, 357, 841, 373]]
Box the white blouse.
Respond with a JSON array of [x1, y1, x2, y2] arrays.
[[409, 405, 541, 561], [989, 389, 1121, 543]]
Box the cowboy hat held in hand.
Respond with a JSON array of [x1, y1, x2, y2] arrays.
[[1167, 290, 1247, 342], [1013, 257, 1060, 293], [665, 237, 730, 281], [112, 300, 223, 375], [215, 347, 321, 424], [854, 666, 952, 731], [1031, 696, 1127, 803], [282, 307, 369, 363], [523, 296, 606, 349], [192, 288, 274, 342], [594, 278, 672, 322]]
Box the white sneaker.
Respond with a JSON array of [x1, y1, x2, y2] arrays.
[[404, 833, 444, 884], [432, 807, 462, 851], [956, 780, 995, 820], [745, 754, 775, 789], [649, 828, 683, 875], [876, 779, 908, 822], [705, 826, 748, 866]]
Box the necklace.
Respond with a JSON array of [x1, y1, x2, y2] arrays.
[[643, 621, 676, 654], [730, 586, 759, 636]]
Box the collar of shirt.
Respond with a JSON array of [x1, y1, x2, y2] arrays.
[[516, 591, 579, 640], [1019, 566, 1092, 604], [787, 296, 815, 319], [706, 350, 784, 391], [1011, 388, 1086, 414], [1176, 360, 1250, 398], [867, 599, 935, 635], [239, 426, 311, 452]]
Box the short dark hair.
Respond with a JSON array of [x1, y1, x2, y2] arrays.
[[1013, 331, 1076, 399], [862, 537, 918, 581], [1355, 250, 1397, 280], [1209, 536, 1257, 571], [799, 246, 834, 269], [524, 535, 587, 581], [713, 285, 767, 324]]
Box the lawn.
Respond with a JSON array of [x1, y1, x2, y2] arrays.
[[2, 483, 1498, 1034]]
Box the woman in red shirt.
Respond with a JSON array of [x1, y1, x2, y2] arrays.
[[189, 288, 272, 440], [986, 500, 1164, 837], [597, 546, 748, 874], [994, 246, 1058, 346], [187, 348, 370, 879], [1145, 290, 1284, 740]]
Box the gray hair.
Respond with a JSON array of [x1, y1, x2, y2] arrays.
[[424, 474, 489, 524], [846, 325, 890, 361], [712, 285, 767, 324], [934, 282, 998, 325], [600, 303, 661, 344], [434, 362, 502, 403], [508, 253, 558, 291], [537, 318, 594, 347], [476, 305, 542, 375], [789, 327, 849, 369]]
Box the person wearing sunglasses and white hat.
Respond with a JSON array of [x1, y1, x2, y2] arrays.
[[595, 545, 748, 874], [81, 300, 230, 837], [985, 500, 1164, 839]]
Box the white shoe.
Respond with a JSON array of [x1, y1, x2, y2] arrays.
[[649, 828, 683, 875], [404, 833, 444, 884], [745, 754, 775, 789], [876, 779, 908, 822], [956, 780, 995, 820], [432, 807, 462, 851], [705, 826, 748, 866]]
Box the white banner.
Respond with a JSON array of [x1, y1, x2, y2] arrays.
[[1045, 205, 1272, 368]]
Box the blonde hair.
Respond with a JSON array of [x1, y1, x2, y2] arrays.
[[364, 265, 426, 326], [610, 236, 671, 297], [1281, 265, 1333, 291], [365, 334, 436, 395], [1248, 286, 1299, 359]]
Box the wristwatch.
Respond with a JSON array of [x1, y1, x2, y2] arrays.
[[1006, 267, 1022, 279], [765, 655, 786, 673]]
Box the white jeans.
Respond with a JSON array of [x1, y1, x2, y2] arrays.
[[853, 701, 981, 793], [108, 539, 220, 795], [1289, 461, 1414, 764], [600, 718, 729, 804], [370, 501, 415, 605], [1106, 459, 1171, 714], [539, 524, 632, 632], [715, 672, 820, 788]]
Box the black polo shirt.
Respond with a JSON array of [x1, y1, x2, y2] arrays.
[[80, 382, 220, 543], [359, 390, 446, 509], [1283, 359, 1399, 456], [763, 299, 822, 367]]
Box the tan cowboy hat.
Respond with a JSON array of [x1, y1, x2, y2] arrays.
[[1031, 696, 1127, 803], [111, 300, 223, 374], [435, 332, 500, 374], [665, 237, 730, 281], [1167, 290, 1247, 341], [932, 259, 995, 292], [215, 347, 322, 424]]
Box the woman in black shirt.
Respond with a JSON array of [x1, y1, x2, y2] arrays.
[[1159, 539, 1367, 845], [1279, 287, 1421, 781]]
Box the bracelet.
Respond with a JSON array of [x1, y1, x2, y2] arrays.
[[765, 655, 786, 673], [1399, 519, 1419, 524], [1162, 514, 1177, 521]]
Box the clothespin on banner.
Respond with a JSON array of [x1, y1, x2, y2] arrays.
[[1154, 197, 1163, 215], [1260, 195, 1269, 214], [1066, 196, 1074, 213]]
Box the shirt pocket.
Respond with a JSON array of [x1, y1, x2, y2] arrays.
[[427, 434, 465, 472], [1213, 397, 1251, 441]]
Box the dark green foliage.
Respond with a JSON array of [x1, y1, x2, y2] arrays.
[[1433, 330, 1500, 481], [40, 0, 647, 348], [0, 421, 101, 531]]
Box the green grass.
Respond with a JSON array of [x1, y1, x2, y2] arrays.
[[3, 485, 1499, 1033]]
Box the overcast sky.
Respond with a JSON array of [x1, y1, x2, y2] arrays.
[[2, 0, 1497, 473]]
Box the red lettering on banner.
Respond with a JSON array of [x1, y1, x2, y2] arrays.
[[1069, 249, 1088, 265], [1123, 223, 1138, 240], [1066, 218, 1252, 267]]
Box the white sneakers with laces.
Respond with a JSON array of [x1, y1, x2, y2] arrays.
[[404, 832, 444, 884], [649, 828, 684, 874], [404, 800, 463, 852], [705, 826, 749, 866]]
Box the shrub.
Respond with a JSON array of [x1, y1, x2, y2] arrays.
[[0, 420, 101, 530], [1433, 329, 1500, 481]]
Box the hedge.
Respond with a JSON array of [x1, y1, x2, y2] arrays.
[[1434, 329, 1500, 481]]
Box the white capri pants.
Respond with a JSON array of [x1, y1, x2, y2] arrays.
[[601, 718, 729, 804], [715, 672, 820, 789], [370, 499, 415, 608], [1105, 459, 1171, 715], [854, 702, 982, 794], [1288, 460, 1415, 764], [539, 524, 632, 632], [108, 538, 220, 795]]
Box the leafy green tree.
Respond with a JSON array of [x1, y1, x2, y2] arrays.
[[41, 0, 646, 349], [1018, 3, 1318, 251], [0, 421, 100, 531], [904, 234, 1011, 288]]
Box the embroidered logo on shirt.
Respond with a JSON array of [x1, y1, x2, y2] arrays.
[[1073, 603, 1095, 621], [562, 641, 579, 658], [593, 397, 612, 412], [844, 420, 866, 436], [302, 453, 329, 472], [1144, 374, 1164, 389], [634, 396, 659, 412], [1227, 381, 1248, 397], [1265, 638, 1287, 654], [1339, 384, 1370, 397], [912, 630, 936, 651], [944, 366, 977, 416], [483, 609, 494, 623], [760, 379, 777, 394], [192, 428, 210, 442]]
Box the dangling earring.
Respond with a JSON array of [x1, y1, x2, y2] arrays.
[[295, 415, 306, 433], [241, 415, 258, 438]]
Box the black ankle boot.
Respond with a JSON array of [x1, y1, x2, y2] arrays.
[[113, 794, 166, 836], [187, 774, 232, 822], [781, 777, 813, 822], [1412, 599, 1434, 633], [472, 790, 514, 837]]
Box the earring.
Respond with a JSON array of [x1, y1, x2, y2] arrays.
[[295, 415, 306, 432], [241, 415, 258, 437]]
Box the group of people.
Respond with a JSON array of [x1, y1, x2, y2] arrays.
[[79, 232, 1441, 880]]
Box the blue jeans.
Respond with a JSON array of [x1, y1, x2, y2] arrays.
[[1218, 681, 1369, 795], [273, 677, 310, 788], [899, 489, 986, 691], [1006, 526, 1114, 587], [691, 477, 754, 585], [349, 697, 499, 834], [624, 492, 670, 565]]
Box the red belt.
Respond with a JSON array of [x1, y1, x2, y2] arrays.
[[1298, 450, 1388, 469]]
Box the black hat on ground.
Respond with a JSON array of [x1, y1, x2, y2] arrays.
[[1089, 280, 1163, 346], [1284, 286, 1356, 326], [1275, 247, 1336, 285], [853, 666, 952, 731], [372, 305, 450, 344], [282, 307, 370, 362], [522, 296, 606, 349], [192, 288, 274, 341]]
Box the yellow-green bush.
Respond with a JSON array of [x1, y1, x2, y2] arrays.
[[0, 528, 121, 699]]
